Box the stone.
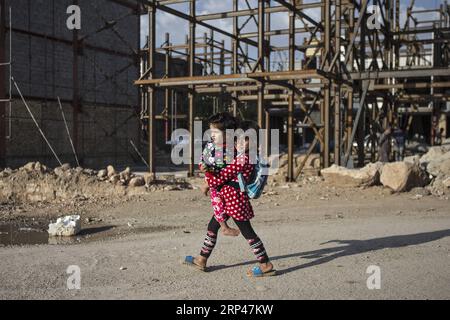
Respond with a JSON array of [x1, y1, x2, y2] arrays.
[[409, 187, 431, 196], [34, 162, 48, 174], [443, 177, 450, 188], [404, 155, 420, 165], [129, 176, 145, 187], [83, 169, 96, 176], [164, 185, 180, 191], [54, 167, 64, 177], [61, 163, 72, 171], [48, 215, 81, 237], [119, 167, 132, 184], [23, 162, 36, 172], [75, 167, 83, 174], [97, 169, 107, 178], [426, 155, 450, 177], [419, 146, 450, 177], [380, 162, 429, 192], [320, 162, 383, 187], [144, 173, 156, 186], [107, 165, 116, 178], [109, 174, 120, 184]]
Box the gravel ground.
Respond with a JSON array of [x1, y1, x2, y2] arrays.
[[0, 182, 449, 300]]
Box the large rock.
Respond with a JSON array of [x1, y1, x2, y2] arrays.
[[380, 162, 429, 192], [426, 154, 450, 177], [428, 175, 450, 196], [419, 146, 450, 177], [48, 215, 81, 237], [321, 162, 383, 187]]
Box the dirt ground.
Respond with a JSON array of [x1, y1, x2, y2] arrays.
[[0, 178, 449, 300]]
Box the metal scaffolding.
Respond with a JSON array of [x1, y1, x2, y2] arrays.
[[136, 0, 450, 180]]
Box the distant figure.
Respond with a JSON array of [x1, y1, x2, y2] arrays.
[[379, 126, 392, 163], [393, 127, 406, 162], [435, 128, 444, 146]]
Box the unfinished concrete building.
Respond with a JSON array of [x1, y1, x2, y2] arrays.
[[0, 0, 142, 169], [136, 0, 450, 181]]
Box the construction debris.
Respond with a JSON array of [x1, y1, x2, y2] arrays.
[[48, 215, 81, 237], [320, 145, 449, 194], [0, 162, 192, 205], [321, 162, 383, 188], [419, 146, 450, 177]]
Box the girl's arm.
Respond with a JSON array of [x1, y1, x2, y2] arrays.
[[205, 155, 249, 188]]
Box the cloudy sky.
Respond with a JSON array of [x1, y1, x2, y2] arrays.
[[140, 0, 444, 69]]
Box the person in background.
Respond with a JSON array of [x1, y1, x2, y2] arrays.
[[435, 128, 444, 146], [379, 126, 392, 163], [393, 126, 406, 162]]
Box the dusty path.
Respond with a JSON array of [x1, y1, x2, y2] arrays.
[[0, 184, 449, 300]]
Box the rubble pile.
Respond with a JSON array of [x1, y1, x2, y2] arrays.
[[419, 143, 450, 196], [0, 162, 191, 205], [320, 140, 450, 195]]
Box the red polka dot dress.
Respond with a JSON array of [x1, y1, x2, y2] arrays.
[[205, 153, 255, 222]]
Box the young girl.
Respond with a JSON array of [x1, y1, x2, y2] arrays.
[[199, 112, 240, 237], [186, 120, 276, 277]]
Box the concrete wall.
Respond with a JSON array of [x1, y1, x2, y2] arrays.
[[1, 0, 141, 169], [5, 99, 140, 169]]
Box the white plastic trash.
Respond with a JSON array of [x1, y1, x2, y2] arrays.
[[48, 215, 81, 237]]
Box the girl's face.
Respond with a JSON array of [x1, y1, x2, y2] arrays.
[[237, 136, 249, 153], [210, 125, 224, 145]]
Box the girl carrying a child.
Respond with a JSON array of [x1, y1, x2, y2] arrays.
[[185, 114, 276, 277]]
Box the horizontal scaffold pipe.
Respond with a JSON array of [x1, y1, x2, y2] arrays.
[[135, 70, 323, 87]]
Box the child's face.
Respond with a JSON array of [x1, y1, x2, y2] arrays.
[[210, 125, 224, 145], [237, 136, 249, 153]]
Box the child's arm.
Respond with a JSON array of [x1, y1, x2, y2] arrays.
[[205, 154, 249, 189], [200, 182, 210, 196]]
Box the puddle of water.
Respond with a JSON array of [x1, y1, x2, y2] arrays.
[[0, 224, 98, 246], [0, 224, 50, 246], [0, 222, 177, 247]]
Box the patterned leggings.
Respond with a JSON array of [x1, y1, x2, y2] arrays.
[[200, 217, 270, 264], [210, 188, 227, 223]]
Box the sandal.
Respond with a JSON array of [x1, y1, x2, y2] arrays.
[[183, 256, 207, 272], [247, 266, 277, 278]]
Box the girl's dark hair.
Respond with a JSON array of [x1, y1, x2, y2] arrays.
[[208, 112, 237, 131], [238, 120, 260, 132], [238, 120, 261, 148]]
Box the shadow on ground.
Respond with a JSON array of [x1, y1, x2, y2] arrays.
[[206, 229, 450, 275]]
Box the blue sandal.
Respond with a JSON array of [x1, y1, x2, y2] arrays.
[[183, 256, 207, 272], [247, 266, 277, 278]]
